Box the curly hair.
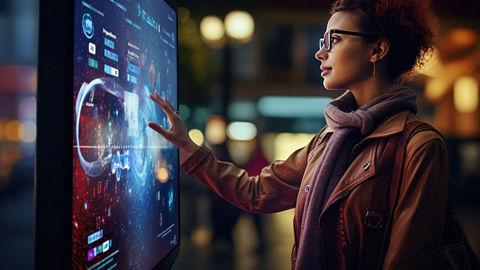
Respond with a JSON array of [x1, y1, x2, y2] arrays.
[[330, 0, 436, 82]]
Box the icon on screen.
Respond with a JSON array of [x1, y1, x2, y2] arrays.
[[82, 13, 94, 39], [88, 58, 98, 69], [104, 64, 119, 77], [88, 42, 96, 55], [103, 240, 110, 252], [87, 248, 95, 261]]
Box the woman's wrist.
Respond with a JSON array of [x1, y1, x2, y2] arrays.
[[183, 141, 200, 154], [179, 146, 198, 165], [178, 140, 200, 165]]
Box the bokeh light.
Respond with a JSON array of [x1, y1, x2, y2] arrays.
[[205, 115, 226, 144], [21, 121, 36, 143], [449, 28, 478, 49], [224, 11, 255, 41], [226, 121, 257, 141], [200, 15, 224, 41], [155, 161, 169, 183], [454, 76, 479, 113], [5, 120, 24, 142], [189, 129, 204, 146]]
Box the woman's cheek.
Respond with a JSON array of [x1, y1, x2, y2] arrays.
[[337, 50, 370, 86]]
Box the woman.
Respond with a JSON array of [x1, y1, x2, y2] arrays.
[[148, 0, 456, 269]]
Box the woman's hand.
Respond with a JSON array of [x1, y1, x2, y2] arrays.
[[148, 91, 200, 160]]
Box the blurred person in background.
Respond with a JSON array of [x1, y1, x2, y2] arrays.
[[148, 0, 479, 269]]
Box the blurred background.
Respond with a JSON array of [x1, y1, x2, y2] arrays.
[[1, 0, 479, 269]]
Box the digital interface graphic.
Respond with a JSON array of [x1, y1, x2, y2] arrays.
[[73, 1, 178, 269]]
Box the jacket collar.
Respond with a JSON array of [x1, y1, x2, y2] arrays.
[[319, 110, 411, 215]]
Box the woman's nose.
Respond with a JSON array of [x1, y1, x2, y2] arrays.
[[315, 48, 326, 61]]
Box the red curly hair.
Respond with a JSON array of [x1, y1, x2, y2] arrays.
[[331, 0, 436, 82]]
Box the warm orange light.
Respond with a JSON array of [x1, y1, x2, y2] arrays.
[[454, 76, 479, 113], [425, 78, 449, 101], [0, 121, 4, 140], [205, 115, 226, 144], [449, 28, 477, 49], [155, 161, 169, 183], [5, 120, 24, 141]]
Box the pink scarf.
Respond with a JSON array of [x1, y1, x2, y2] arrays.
[[294, 87, 418, 269]]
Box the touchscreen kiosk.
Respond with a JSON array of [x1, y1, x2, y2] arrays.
[[36, 1, 179, 269]]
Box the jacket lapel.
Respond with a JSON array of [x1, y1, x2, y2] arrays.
[[319, 111, 411, 216]]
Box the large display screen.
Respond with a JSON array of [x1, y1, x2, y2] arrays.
[[72, 0, 178, 269]]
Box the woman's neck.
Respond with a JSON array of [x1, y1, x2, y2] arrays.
[[348, 77, 399, 107]]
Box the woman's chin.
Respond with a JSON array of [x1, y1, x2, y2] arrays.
[[323, 81, 340, 90], [323, 78, 348, 91]]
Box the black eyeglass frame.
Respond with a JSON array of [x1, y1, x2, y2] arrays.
[[319, 29, 378, 51]]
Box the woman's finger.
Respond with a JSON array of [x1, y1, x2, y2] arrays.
[[149, 93, 179, 126], [150, 92, 176, 116], [148, 122, 170, 138], [164, 96, 177, 112], [149, 91, 165, 107]]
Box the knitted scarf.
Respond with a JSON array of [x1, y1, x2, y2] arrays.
[[294, 87, 418, 269]]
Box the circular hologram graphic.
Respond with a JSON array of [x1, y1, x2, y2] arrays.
[[75, 78, 161, 184], [76, 78, 123, 177], [82, 13, 94, 39]]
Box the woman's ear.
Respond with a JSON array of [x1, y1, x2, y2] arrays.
[[370, 38, 390, 62]]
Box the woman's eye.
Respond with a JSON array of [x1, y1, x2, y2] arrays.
[[331, 37, 340, 43]]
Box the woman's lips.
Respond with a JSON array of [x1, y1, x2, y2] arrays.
[[321, 66, 332, 77]]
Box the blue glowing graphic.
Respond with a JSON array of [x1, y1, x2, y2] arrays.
[[73, 1, 178, 269], [82, 13, 94, 39], [168, 188, 173, 211]]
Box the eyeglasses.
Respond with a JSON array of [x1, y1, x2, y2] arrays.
[[319, 29, 378, 51]]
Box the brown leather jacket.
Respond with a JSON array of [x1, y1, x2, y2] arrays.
[[182, 110, 449, 269]]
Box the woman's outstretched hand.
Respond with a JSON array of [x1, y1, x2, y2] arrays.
[[148, 91, 200, 162]]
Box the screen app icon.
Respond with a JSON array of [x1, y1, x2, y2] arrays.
[[82, 13, 94, 39], [89, 42, 96, 55], [102, 240, 110, 252]]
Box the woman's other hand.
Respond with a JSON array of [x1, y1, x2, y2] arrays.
[[148, 91, 200, 163]]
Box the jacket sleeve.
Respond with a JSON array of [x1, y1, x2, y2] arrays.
[[181, 133, 321, 214], [383, 132, 449, 269]]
